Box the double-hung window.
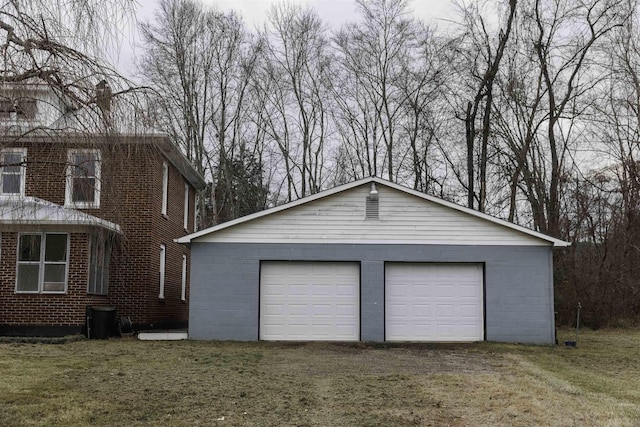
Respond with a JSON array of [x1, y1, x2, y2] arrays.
[[183, 183, 189, 230], [159, 244, 166, 299], [181, 254, 187, 301], [16, 233, 69, 293], [88, 236, 110, 295], [66, 149, 101, 208], [1, 148, 26, 196], [161, 162, 168, 215], [0, 98, 37, 121]]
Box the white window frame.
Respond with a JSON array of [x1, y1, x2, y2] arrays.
[[181, 254, 187, 301], [161, 162, 169, 215], [159, 244, 166, 299], [0, 98, 37, 121], [15, 232, 69, 294], [193, 194, 198, 232], [183, 183, 189, 230], [65, 149, 101, 208], [0, 148, 27, 196]]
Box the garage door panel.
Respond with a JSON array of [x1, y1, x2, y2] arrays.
[[436, 284, 455, 297], [386, 263, 483, 342], [288, 304, 309, 316], [311, 304, 332, 315], [336, 285, 357, 296], [436, 304, 455, 317], [263, 285, 285, 297], [412, 286, 433, 298], [460, 304, 479, 317], [260, 262, 359, 341], [459, 285, 480, 297]]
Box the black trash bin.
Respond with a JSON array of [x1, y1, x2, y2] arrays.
[[90, 306, 117, 339]]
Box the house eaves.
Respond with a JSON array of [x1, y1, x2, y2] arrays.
[[0, 197, 121, 233]]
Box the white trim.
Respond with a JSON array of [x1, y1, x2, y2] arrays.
[[65, 149, 101, 209], [187, 238, 552, 246], [181, 254, 187, 301], [159, 244, 166, 299], [193, 194, 197, 231], [0, 148, 27, 196], [176, 177, 570, 247], [183, 183, 189, 231], [161, 162, 169, 216]]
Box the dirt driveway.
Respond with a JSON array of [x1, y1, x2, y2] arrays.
[[1, 330, 639, 426]]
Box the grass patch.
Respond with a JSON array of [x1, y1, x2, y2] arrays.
[[0, 330, 638, 426]]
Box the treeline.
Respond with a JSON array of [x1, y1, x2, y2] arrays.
[[137, 0, 640, 327]]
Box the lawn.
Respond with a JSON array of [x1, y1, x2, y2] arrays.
[[0, 329, 638, 426]]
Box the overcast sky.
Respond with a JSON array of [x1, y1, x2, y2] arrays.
[[117, 0, 457, 77], [135, 0, 457, 30]]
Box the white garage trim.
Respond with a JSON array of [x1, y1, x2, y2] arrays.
[[260, 261, 360, 341], [385, 263, 484, 342]]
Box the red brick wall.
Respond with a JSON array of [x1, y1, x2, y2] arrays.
[[146, 153, 192, 325], [0, 232, 108, 326], [0, 136, 198, 330]]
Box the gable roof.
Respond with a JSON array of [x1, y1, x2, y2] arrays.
[[177, 177, 570, 247]]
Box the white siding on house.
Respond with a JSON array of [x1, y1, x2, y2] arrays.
[[195, 184, 551, 246]]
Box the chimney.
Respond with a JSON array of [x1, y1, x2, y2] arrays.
[[96, 80, 112, 113]]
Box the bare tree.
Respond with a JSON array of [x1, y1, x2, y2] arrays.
[[395, 24, 448, 193], [529, 0, 630, 236], [445, 0, 517, 211], [554, 0, 640, 326], [255, 3, 333, 201], [1, 0, 140, 120], [485, 0, 631, 236], [139, 0, 267, 225], [333, 0, 417, 183]]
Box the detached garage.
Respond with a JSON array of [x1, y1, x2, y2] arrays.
[[178, 177, 569, 344]]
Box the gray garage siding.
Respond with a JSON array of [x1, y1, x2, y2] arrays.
[[189, 242, 555, 344]]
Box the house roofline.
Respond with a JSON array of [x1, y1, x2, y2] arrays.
[[176, 177, 570, 247], [0, 132, 206, 191]]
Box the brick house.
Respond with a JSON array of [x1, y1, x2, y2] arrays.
[[0, 83, 206, 336]]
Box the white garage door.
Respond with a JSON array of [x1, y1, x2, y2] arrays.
[[385, 263, 484, 342], [260, 261, 359, 341]]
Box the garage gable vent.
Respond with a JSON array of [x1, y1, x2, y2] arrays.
[[366, 183, 379, 220]]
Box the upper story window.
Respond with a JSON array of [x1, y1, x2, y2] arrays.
[[0, 148, 26, 196], [66, 149, 101, 208], [16, 233, 68, 293], [0, 98, 37, 121], [161, 162, 169, 215]]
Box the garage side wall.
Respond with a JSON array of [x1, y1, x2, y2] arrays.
[[189, 243, 555, 344]]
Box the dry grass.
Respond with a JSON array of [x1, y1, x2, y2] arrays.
[[0, 329, 639, 426]]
